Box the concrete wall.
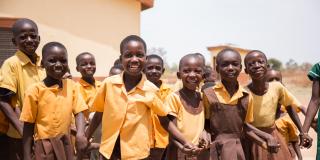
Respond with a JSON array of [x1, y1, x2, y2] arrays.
[[0, 0, 142, 77]]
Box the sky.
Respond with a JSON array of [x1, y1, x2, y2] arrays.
[[141, 0, 320, 66]]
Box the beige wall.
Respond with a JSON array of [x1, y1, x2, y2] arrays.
[[0, 0, 142, 77]]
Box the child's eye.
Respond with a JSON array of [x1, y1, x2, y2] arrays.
[[48, 59, 56, 63], [136, 53, 145, 58], [123, 53, 132, 58]]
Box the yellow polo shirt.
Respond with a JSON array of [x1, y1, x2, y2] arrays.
[[76, 78, 101, 118], [165, 92, 205, 145], [203, 82, 254, 123], [0, 50, 45, 138], [20, 79, 88, 140], [249, 81, 301, 127], [275, 114, 299, 143], [151, 83, 172, 148], [91, 73, 171, 160], [0, 68, 9, 134]]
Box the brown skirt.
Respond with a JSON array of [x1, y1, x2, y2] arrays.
[[34, 134, 74, 160], [210, 133, 245, 160], [250, 125, 293, 160]]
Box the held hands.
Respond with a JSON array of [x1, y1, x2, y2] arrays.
[[266, 135, 280, 153], [299, 133, 313, 148], [198, 131, 211, 150], [180, 142, 202, 156], [76, 134, 89, 153]]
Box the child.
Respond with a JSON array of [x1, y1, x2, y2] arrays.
[[0, 67, 9, 159], [20, 42, 88, 160], [75, 52, 102, 159], [144, 54, 172, 159], [303, 62, 320, 158], [86, 35, 198, 160], [202, 48, 277, 160], [0, 18, 45, 160], [244, 50, 311, 160], [201, 65, 216, 91], [266, 69, 302, 160], [109, 64, 124, 76], [165, 54, 209, 160]]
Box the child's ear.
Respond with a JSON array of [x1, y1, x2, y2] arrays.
[[267, 63, 270, 69], [162, 68, 165, 74], [76, 65, 80, 72], [40, 60, 44, 68], [244, 67, 248, 74], [215, 65, 220, 74], [177, 71, 181, 79], [11, 38, 17, 46]]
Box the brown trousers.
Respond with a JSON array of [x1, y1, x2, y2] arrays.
[[34, 134, 74, 160]]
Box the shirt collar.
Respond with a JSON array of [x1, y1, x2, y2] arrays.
[[110, 72, 151, 92], [214, 81, 248, 102], [79, 78, 100, 87], [16, 50, 41, 66]]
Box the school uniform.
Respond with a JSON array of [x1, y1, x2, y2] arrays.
[[0, 50, 45, 159], [275, 113, 299, 158], [164, 92, 208, 160], [308, 62, 320, 159], [203, 82, 254, 160], [149, 82, 172, 160], [248, 81, 301, 160], [91, 73, 171, 160], [0, 68, 9, 159], [20, 79, 88, 160]]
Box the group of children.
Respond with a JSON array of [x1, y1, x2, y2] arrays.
[[0, 18, 318, 160]]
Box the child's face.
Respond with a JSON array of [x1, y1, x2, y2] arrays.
[[121, 40, 146, 76], [145, 58, 164, 83], [178, 57, 203, 90], [76, 54, 96, 78], [245, 53, 268, 80], [42, 47, 68, 80], [109, 68, 122, 76], [12, 22, 40, 56], [216, 52, 242, 82], [266, 70, 282, 83]]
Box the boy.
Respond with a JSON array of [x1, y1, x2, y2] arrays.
[[165, 54, 209, 160], [0, 67, 9, 159], [201, 65, 216, 91], [0, 18, 45, 159], [86, 35, 198, 160], [109, 64, 123, 76], [75, 52, 101, 159], [244, 50, 312, 159], [303, 62, 320, 158], [20, 42, 88, 160], [144, 54, 172, 159], [203, 48, 277, 160], [266, 69, 302, 160]]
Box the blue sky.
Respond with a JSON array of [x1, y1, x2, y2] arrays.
[[141, 0, 320, 66]]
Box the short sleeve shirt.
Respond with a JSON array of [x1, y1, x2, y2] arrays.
[[308, 62, 320, 81]]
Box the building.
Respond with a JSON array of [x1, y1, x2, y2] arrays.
[[0, 0, 153, 78], [207, 44, 251, 84]]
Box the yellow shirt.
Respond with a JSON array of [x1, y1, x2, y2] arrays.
[[76, 78, 101, 118], [275, 114, 299, 143], [91, 73, 171, 160], [249, 81, 301, 127], [0, 68, 8, 134], [203, 82, 254, 123], [0, 50, 45, 138], [20, 79, 88, 140], [151, 83, 172, 148], [165, 92, 204, 145]]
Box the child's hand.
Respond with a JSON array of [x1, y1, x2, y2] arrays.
[[266, 135, 280, 153], [299, 133, 313, 148], [181, 142, 201, 155], [76, 134, 89, 152], [198, 131, 211, 149]]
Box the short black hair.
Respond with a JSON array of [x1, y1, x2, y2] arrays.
[[216, 48, 241, 65], [244, 50, 267, 67], [113, 58, 121, 66], [194, 52, 205, 65], [120, 35, 147, 54], [76, 52, 94, 66], [42, 42, 67, 59], [179, 53, 202, 70], [12, 18, 38, 37], [146, 54, 164, 67], [203, 65, 213, 75]]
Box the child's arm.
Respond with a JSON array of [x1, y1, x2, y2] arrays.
[[75, 112, 88, 152], [85, 112, 102, 139], [22, 122, 35, 160], [0, 97, 23, 136], [245, 123, 280, 153], [291, 141, 302, 160]]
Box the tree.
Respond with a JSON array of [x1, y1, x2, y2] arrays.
[[147, 47, 170, 70], [268, 58, 282, 70], [286, 59, 298, 70]]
